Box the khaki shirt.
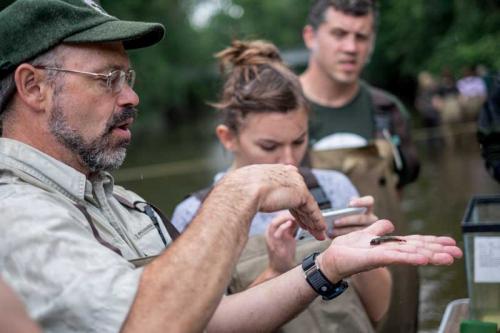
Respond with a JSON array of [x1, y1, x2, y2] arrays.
[[0, 138, 171, 333]]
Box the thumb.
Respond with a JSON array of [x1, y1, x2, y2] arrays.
[[363, 219, 395, 236]]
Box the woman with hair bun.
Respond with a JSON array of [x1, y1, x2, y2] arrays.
[[172, 40, 391, 332]]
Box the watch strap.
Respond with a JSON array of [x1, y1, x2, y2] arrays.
[[302, 252, 348, 300]]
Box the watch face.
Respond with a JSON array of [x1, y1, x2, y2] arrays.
[[323, 280, 349, 300]]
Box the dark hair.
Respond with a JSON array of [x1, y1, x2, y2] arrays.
[[308, 0, 378, 30], [213, 40, 309, 133]]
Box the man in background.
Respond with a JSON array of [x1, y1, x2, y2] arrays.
[[300, 1, 421, 332], [300, 0, 419, 189]]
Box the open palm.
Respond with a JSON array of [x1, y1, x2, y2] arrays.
[[319, 220, 463, 281]]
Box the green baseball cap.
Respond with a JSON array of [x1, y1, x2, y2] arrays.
[[0, 0, 165, 78]]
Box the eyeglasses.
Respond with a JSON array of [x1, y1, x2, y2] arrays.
[[35, 66, 136, 94]]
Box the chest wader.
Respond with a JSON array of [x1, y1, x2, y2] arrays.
[[309, 141, 419, 333], [193, 168, 375, 333]]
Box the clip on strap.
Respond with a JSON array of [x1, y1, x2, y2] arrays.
[[135, 202, 168, 246], [113, 193, 180, 242], [74, 203, 123, 256]]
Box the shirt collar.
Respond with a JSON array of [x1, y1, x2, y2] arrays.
[[0, 138, 113, 202]]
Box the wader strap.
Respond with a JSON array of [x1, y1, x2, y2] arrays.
[[74, 203, 123, 256], [113, 193, 180, 242], [298, 167, 332, 210]]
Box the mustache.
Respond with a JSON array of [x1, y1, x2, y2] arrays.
[[107, 107, 138, 132]]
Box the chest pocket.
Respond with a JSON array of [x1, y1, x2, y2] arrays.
[[74, 193, 179, 259]]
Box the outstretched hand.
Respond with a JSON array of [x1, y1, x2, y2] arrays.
[[318, 220, 463, 283]]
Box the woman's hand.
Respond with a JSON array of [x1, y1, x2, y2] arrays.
[[265, 212, 298, 274], [248, 212, 298, 288], [329, 196, 377, 238]]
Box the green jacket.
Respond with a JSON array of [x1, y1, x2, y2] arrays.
[[309, 81, 420, 188]]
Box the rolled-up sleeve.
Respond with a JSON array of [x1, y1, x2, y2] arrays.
[[0, 192, 142, 333]]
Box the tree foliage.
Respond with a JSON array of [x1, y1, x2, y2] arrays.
[[369, 0, 500, 89]]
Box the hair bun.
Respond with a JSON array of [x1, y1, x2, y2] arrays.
[[216, 40, 282, 72]]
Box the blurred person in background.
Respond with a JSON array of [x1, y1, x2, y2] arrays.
[[299, 0, 421, 331], [432, 67, 461, 145], [415, 71, 440, 129], [478, 74, 500, 183], [414, 71, 442, 149], [457, 65, 488, 122], [172, 39, 391, 332], [434, 68, 462, 126]]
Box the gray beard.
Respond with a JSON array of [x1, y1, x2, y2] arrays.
[[48, 105, 137, 173]]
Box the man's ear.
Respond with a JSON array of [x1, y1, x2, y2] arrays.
[[215, 124, 238, 152], [14, 64, 50, 112], [303, 25, 317, 51]]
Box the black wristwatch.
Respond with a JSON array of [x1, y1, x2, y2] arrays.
[[302, 252, 348, 300]]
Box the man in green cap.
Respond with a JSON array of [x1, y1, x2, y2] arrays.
[[0, 1, 463, 332]]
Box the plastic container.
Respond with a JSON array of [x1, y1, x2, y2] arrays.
[[462, 195, 500, 327], [438, 298, 469, 333]]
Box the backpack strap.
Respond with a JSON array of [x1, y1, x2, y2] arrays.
[[113, 193, 180, 242], [368, 85, 409, 120], [298, 167, 332, 210], [367, 84, 420, 188], [191, 169, 332, 209]]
